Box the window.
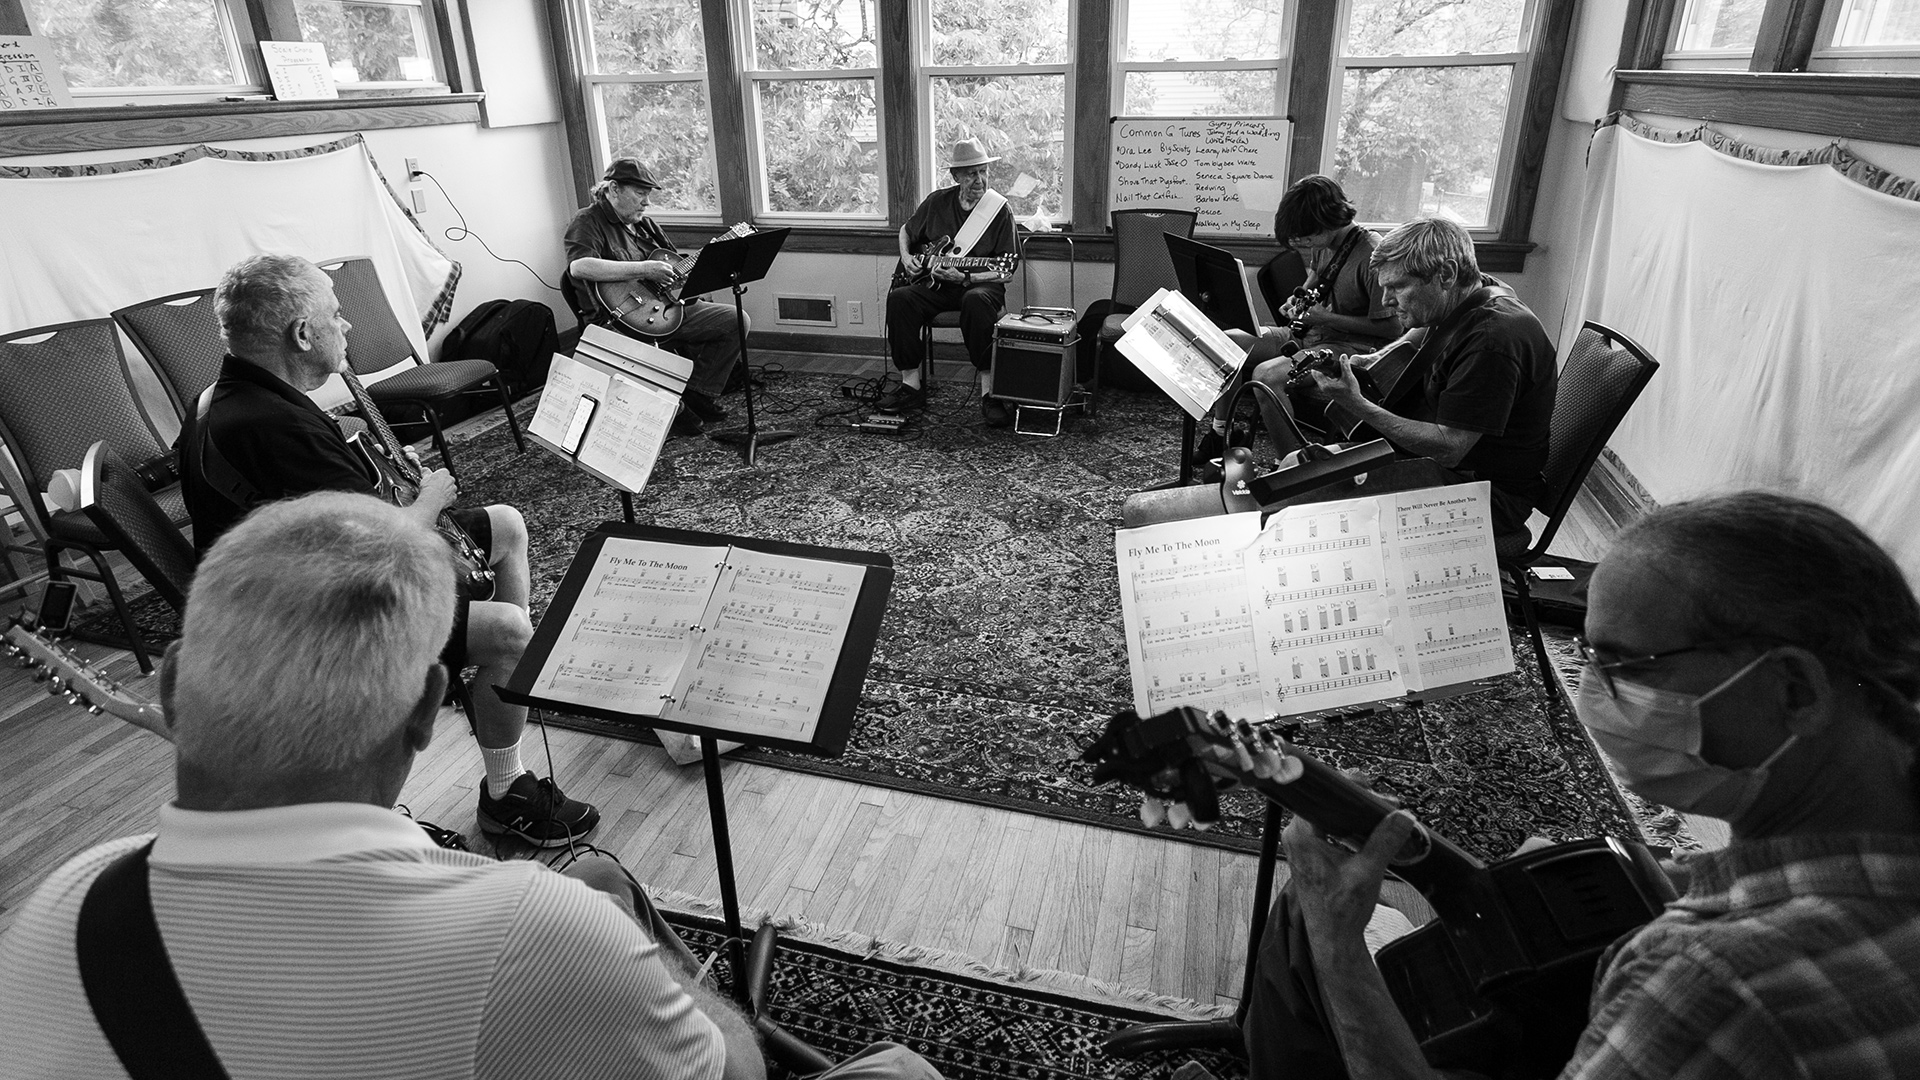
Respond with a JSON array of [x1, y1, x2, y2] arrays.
[[741, 0, 884, 220], [21, 0, 254, 95], [1813, 0, 1920, 70], [1114, 0, 1290, 118], [1327, 0, 1535, 230], [920, 0, 1072, 223], [1664, 0, 1766, 67], [293, 0, 439, 85], [578, 0, 719, 216]]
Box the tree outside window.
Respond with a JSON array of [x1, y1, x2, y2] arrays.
[[745, 0, 883, 218], [293, 0, 435, 84], [579, 0, 719, 214], [1116, 0, 1289, 118], [923, 0, 1070, 223], [22, 0, 242, 88]]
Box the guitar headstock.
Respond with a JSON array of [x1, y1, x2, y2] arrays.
[[3, 621, 171, 741]]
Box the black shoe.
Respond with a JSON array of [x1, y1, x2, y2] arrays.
[[876, 383, 928, 413], [684, 391, 728, 423], [981, 396, 1013, 428], [670, 407, 705, 437], [477, 772, 601, 848], [1190, 428, 1225, 468]]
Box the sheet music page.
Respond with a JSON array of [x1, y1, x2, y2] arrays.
[[664, 549, 865, 744], [1114, 288, 1242, 419], [1380, 483, 1513, 690], [530, 538, 728, 713], [1115, 512, 1266, 721], [575, 375, 678, 493], [1244, 497, 1404, 716], [527, 353, 611, 448]]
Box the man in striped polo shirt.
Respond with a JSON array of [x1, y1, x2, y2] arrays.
[[0, 493, 939, 1080]]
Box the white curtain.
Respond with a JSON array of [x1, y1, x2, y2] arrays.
[[0, 137, 455, 363], [1562, 124, 1920, 576]]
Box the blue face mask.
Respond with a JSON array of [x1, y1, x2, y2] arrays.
[[1575, 650, 1798, 823]]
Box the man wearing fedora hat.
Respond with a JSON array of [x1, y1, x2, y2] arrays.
[[882, 138, 1019, 426], [564, 158, 746, 437]]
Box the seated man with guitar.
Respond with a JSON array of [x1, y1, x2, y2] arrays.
[[881, 138, 1019, 427], [1256, 218, 1554, 547], [1246, 491, 1920, 1079], [1200, 176, 1399, 466], [563, 158, 745, 437], [0, 492, 942, 1080], [178, 253, 599, 848]]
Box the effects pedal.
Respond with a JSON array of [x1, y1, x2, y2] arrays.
[[852, 413, 907, 434]]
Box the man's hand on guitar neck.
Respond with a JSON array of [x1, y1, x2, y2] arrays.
[[406, 468, 459, 528]]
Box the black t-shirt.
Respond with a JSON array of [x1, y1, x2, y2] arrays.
[[1411, 281, 1556, 508], [902, 186, 1017, 261], [562, 200, 680, 318], [177, 356, 380, 555]]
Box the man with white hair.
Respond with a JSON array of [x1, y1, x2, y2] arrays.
[[0, 493, 942, 1080], [178, 252, 598, 848]]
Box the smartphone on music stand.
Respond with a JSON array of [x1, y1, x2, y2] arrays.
[[561, 395, 598, 454]]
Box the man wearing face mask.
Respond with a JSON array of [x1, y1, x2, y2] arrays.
[[1241, 490, 1920, 1080]]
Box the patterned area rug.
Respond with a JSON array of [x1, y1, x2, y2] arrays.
[[449, 371, 1637, 860], [667, 909, 1246, 1080]]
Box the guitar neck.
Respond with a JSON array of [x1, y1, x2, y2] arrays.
[[3, 623, 172, 742], [341, 370, 421, 486]]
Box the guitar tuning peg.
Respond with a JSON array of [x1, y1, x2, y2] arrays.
[[32, 666, 50, 682], [1139, 796, 1167, 828], [48, 675, 66, 693], [86, 705, 103, 716], [63, 692, 82, 706]]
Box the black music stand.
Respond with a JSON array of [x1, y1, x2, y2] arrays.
[[1151, 233, 1268, 487], [681, 228, 794, 466], [498, 523, 893, 1008]]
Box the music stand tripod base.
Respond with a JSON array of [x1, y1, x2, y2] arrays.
[[710, 425, 797, 466], [679, 227, 794, 467]]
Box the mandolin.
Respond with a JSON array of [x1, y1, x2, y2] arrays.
[[595, 222, 755, 338], [890, 234, 1016, 289], [1083, 705, 1676, 1077]]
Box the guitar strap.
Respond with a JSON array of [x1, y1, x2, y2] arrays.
[[1316, 227, 1367, 304], [77, 842, 233, 1080], [189, 385, 263, 511], [949, 188, 1008, 256], [341, 370, 421, 486]]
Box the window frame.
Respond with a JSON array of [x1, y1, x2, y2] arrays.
[[1109, 0, 1294, 120], [914, 0, 1076, 224], [1808, 0, 1920, 72], [294, 0, 450, 92], [1322, 0, 1541, 237], [735, 0, 889, 227]]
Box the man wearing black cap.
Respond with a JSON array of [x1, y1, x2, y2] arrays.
[[882, 138, 1019, 427], [564, 159, 746, 436]]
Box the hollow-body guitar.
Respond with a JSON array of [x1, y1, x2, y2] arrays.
[[890, 234, 1016, 288], [595, 222, 755, 337], [1083, 706, 1676, 1077]]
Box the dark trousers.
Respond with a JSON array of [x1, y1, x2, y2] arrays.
[[886, 281, 1004, 371]]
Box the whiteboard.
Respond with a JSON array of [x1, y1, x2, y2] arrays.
[[1109, 117, 1291, 235]]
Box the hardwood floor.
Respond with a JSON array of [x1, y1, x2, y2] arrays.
[[0, 353, 1634, 1015]]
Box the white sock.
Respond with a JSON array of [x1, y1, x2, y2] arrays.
[[902, 367, 924, 390], [978, 370, 994, 396], [481, 741, 525, 794]]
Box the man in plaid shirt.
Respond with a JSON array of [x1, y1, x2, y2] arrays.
[[1248, 491, 1920, 1079]]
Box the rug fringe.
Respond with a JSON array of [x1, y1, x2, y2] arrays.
[[647, 887, 1234, 1022]]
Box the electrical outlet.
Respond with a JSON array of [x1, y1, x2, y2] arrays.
[[848, 300, 863, 324], [410, 188, 427, 214], [405, 157, 421, 179]]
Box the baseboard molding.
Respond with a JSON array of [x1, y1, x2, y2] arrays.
[[751, 329, 973, 363]]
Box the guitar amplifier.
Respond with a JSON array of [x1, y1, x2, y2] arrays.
[[991, 309, 1081, 408]]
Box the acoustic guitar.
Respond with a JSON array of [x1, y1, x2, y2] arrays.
[[1083, 705, 1676, 1077], [1286, 334, 1427, 441], [595, 222, 755, 338], [890, 234, 1016, 289]]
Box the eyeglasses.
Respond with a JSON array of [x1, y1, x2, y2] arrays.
[[1572, 635, 1770, 699]]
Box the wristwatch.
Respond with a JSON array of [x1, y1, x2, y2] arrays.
[[962, 273, 975, 287]]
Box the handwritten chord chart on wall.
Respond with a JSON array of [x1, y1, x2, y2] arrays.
[[0, 37, 74, 111]]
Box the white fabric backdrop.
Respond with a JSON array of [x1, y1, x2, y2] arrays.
[[0, 139, 453, 377], [1562, 125, 1920, 576]]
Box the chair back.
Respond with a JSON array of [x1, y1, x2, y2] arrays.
[[112, 288, 223, 426], [1109, 208, 1197, 309], [1257, 250, 1310, 324], [0, 319, 169, 506], [1527, 321, 1659, 560], [78, 441, 196, 611], [317, 256, 420, 376]]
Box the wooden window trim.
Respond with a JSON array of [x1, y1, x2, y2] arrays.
[[1615, 69, 1920, 145], [0, 94, 484, 158]]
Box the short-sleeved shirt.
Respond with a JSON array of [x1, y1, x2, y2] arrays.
[[1408, 279, 1556, 510], [1560, 832, 1920, 1079], [1301, 225, 1392, 352], [0, 802, 727, 1080], [902, 185, 1017, 261], [563, 200, 680, 319]]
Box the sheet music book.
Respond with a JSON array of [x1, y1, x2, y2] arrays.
[[505, 526, 894, 756], [1114, 287, 1244, 420], [1115, 482, 1512, 721], [527, 325, 692, 494]]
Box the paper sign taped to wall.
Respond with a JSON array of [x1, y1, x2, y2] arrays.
[[0, 36, 74, 111]]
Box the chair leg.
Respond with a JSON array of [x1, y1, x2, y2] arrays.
[[421, 404, 458, 483], [492, 374, 526, 453], [1514, 570, 1557, 697], [920, 325, 937, 391], [48, 541, 153, 675]]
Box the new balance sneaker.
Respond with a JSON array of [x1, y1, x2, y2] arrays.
[[477, 772, 601, 848], [670, 406, 705, 438], [875, 383, 928, 413], [684, 390, 729, 423]]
